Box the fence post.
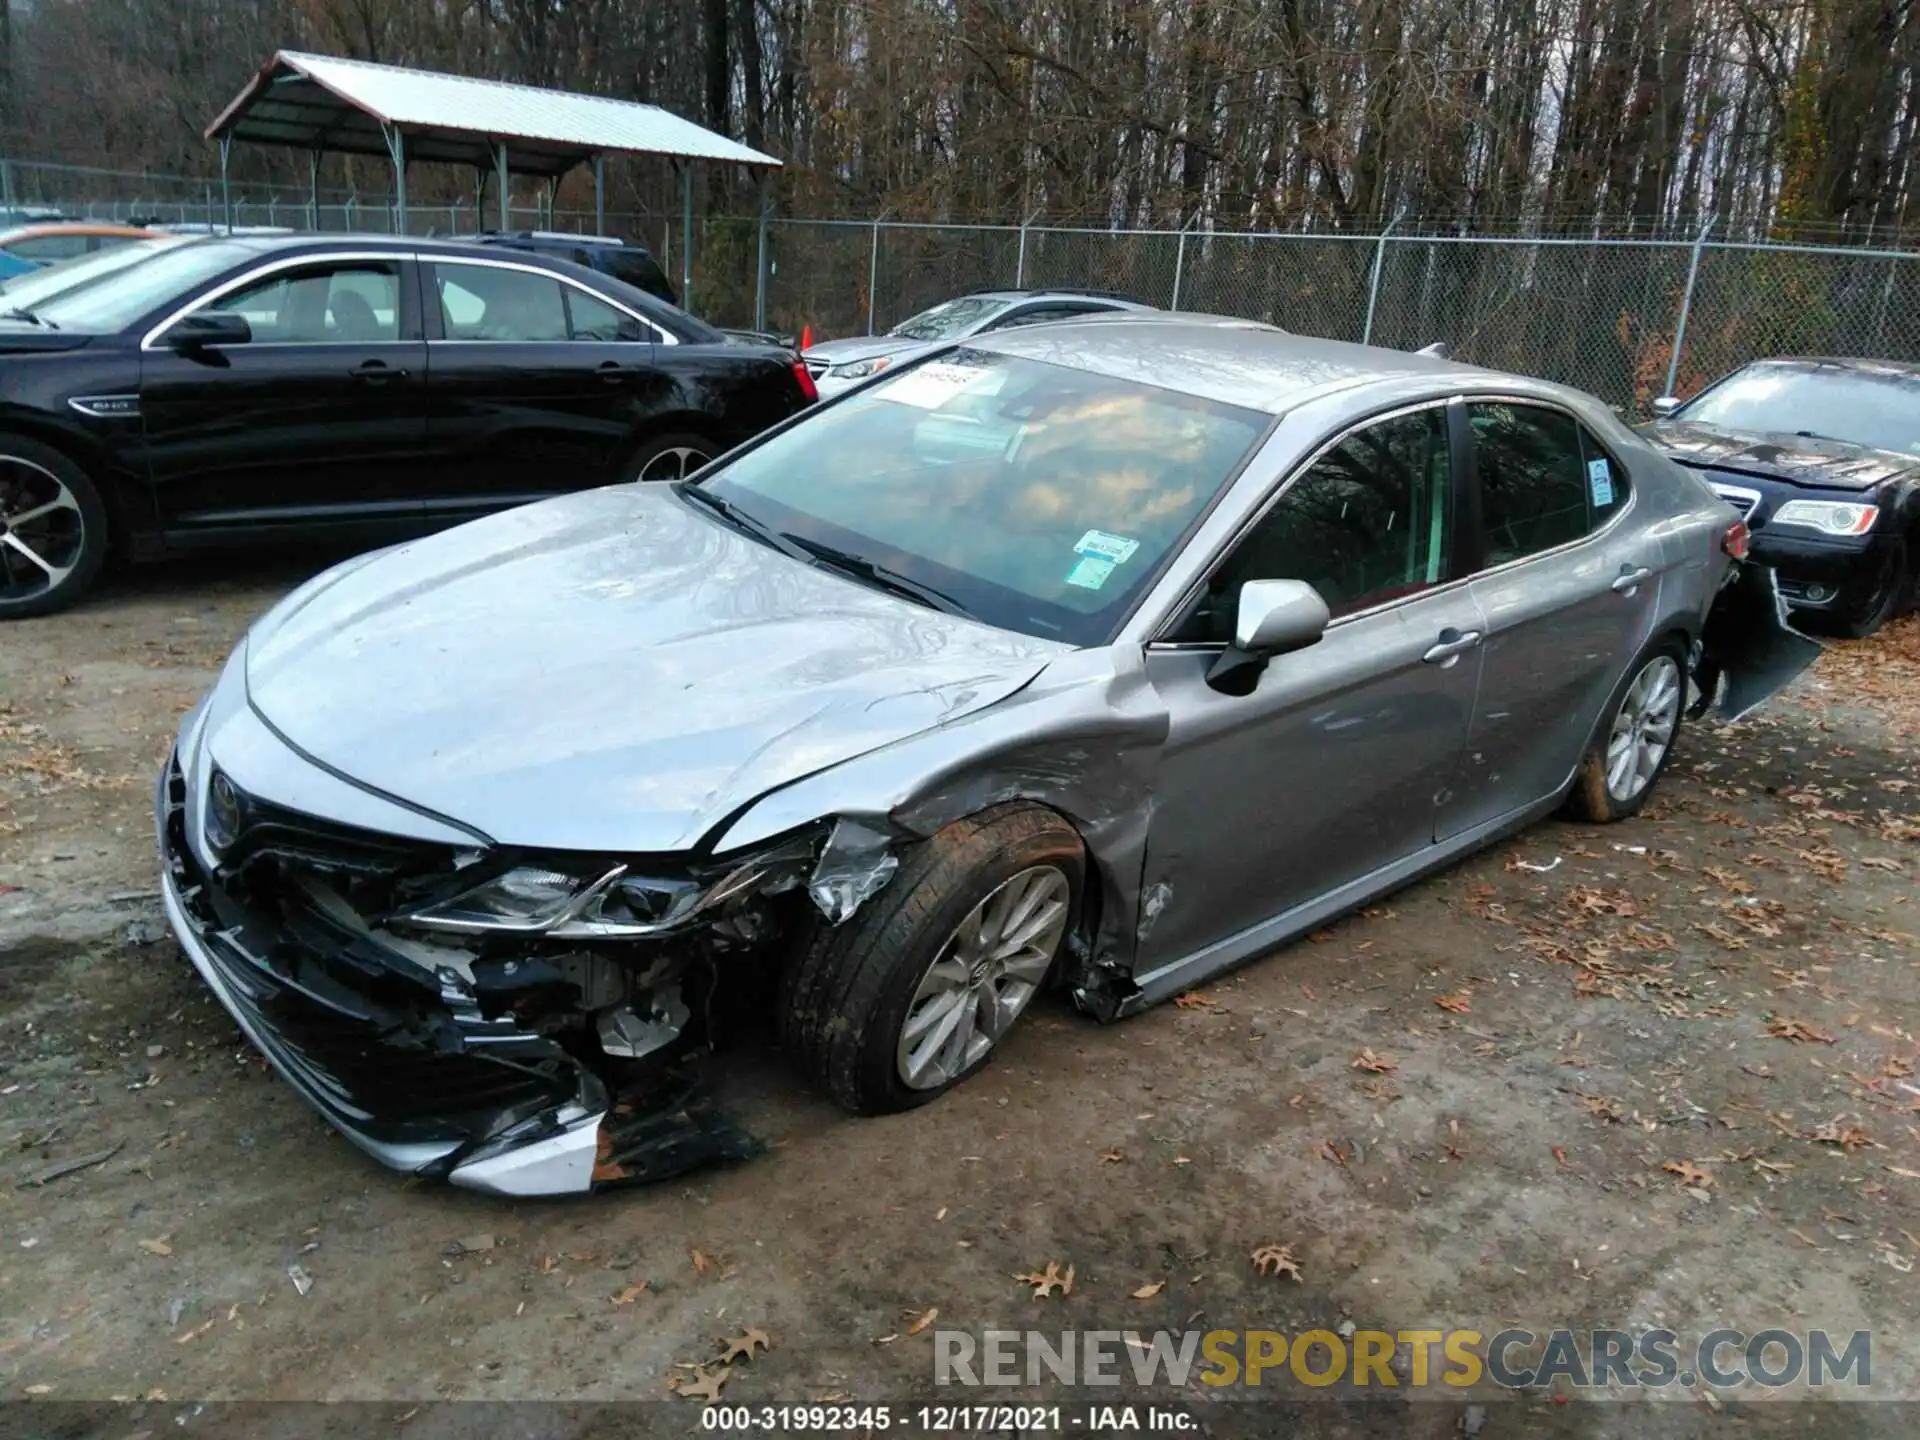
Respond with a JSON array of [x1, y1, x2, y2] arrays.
[[1665, 214, 1716, 399], [867, 213, 886, 335], [1170, 212, 1201, 311], [1015, 206, 1040, 288], [1362, 208, 1405, 346]]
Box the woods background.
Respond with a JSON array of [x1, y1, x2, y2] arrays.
[[0, 0, 1914, 243]]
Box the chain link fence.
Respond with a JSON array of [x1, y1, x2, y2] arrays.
[[6, 158, 1919, 412]]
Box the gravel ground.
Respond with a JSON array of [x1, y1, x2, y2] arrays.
[[2, 556, 1917, 1439]]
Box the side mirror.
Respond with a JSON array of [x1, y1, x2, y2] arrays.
[[1236, 579, 1331, 654], [1414, 341, 1450, 359], [163, 312, 251, 351], [1206, 579, 1331, 694], [1650, 395, 1682, 419]]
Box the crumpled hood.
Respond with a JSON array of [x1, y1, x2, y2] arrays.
[[243, 485, 1065, 853], [1649, 420, 1916, 493], [803, 335, 928, 367]]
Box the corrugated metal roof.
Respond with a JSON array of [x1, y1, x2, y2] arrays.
[[208, 50, 780, 174]]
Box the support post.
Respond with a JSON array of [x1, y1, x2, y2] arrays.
[[495, 142, 509, 231], [545, 174, 559, 229], [384, 125, 408, 234], [1362, 207, 1405, 346], [754, 169, 771, 332], [308, 150, 321, 231], [473, 167, 486, 231], [680, 161, 694, 310], [1665, 214, 1716, 400], [593, 155, 606, 234], [219, 136, 234, 234]]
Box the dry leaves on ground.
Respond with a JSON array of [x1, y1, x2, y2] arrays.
[[1434, 993, 1473, 1013], [1351, 1048, 1398, 1074], [668, 1364, 730, 1402], [1013, 1261, 1075, 1299], [720, 1326, 773, 1363], [1662, 1160, 1714, 1189]]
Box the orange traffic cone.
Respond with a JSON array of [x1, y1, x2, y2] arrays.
[[800, 323, 813, 350]]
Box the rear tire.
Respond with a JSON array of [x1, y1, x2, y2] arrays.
[[0, 437, 109, 620], [1563, 639, 1687, 823], [778, 804, 1083, 1115], [619, 431, 719, 484]]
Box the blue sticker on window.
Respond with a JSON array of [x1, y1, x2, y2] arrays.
[[1588, 457, 1615, 507], [1065, 555, 1117, 590]]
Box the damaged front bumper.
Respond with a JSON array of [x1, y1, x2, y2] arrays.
[[1695, 560, 1824, 721], [155, 753, 783, 1196]]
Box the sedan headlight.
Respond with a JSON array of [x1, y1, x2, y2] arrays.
[[833, 356, 894, 380], [397, 838, 814, 939], [1769, 499, 1879, 536]]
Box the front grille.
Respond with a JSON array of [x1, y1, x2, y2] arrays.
[[1706, 480, 1763, 522], [803, 357, 830, 379], [162, 754, 579, 1141]]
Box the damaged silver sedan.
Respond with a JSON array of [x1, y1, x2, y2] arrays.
[[157, 319, 1816, 1195]]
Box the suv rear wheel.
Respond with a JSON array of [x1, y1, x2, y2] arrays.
[[0, 438, 109, 620]]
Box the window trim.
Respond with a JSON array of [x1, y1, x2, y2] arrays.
[[1147, 396, 1468, 649], [138, 250, 417, 351], [1458, 392, 1638, 584], [422, 255, 673, 345]]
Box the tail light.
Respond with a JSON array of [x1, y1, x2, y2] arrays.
[[1721, 520, 1751, 560], [792, 358, 818, 403]]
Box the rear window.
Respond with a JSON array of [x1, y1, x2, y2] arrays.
[[1470, 402, 1628, 565]]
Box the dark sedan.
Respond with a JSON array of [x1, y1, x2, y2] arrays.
[[0, 235, 816, 618], [1646, 358, 1920, 636]]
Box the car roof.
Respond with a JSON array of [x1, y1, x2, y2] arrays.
[[1725, 355, 1920, 378], [0, 222, 156, 241], [967, 315, 1490, 416], [963, 288, 1151, 307]]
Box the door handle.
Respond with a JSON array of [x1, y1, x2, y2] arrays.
[[1422, 628, 1484, 666], [597, 361, 632, 384], [350, 361, 405, 383], [1611, 565, 1654, 594]]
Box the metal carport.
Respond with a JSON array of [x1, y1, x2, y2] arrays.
[[206, 50, 781, 311]]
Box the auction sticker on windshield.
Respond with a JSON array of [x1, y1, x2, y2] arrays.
[[875, 359, 1004, 409], [1075, 529, 1141, 565]]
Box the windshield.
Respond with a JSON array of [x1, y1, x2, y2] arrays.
[[693, 349, 1269, 644], [1680, 363, 1920, 456], [889, 296, 1010, 341], [0, 237, 189, 307], [27, 239, 253, 333]]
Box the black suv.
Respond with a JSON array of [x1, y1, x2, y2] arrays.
[[469, 230, 678, 304]]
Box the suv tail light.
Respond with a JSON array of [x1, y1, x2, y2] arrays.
[[792, 358, 818, 403], [1721, 520, 1751, 560]]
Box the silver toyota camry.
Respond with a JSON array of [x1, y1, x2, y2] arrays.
[[157, 317, 1814, 1196]]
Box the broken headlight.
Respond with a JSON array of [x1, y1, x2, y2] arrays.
[[395, 838, 815, 939]]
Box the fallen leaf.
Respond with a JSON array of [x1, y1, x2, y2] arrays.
[[24, 1384, 52, 1396], [905, 1308, 938, 1337], [1251, 1243, 1303, 1280], [1131, 1281, 1165, 1299], [1434, 993, 1472, 1014], [1173, 992, 1218, 1010], [1662, 1160, 1713, 1189], [609, 1283, 647, 1306], [720, 1325, 773, 1363], [1810, 1122, 1875, 1151], [1100, 1149, 1125, 1164], [669, 1364, 729, 1403], [690, 1248, 713, 1276], [1552, 1146, 1569, 1166], [1766, 1017, 1836, 1045], [137, 1236, 173, 1258], [1013, 1261, 1075, 1299], [1887, 1166, 1920, 1180], [1351, 1048, 1398, 1074]]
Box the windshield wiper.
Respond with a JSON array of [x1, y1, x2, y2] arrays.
[[2, 307, 54, 329], [673, 483, 811, 562], [781, 533, 974, 618]]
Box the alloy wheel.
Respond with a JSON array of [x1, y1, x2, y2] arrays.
[[1605, 654, 1682, 804], [895, 864, 1070, 1091], [0, 455, 85, 603], [635, 446, 712, 482]]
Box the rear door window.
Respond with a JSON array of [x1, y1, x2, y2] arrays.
[[435, 263, 569, 341], [1468, 402, 1628, 565]]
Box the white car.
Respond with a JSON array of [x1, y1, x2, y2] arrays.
[[804, 290, 1152, 398]]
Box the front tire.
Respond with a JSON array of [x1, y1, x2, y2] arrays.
[[0, 437, 109, 620], [1814, 535, 1908, 640], [1564, 641, 1686, 823], [778, 804, 1083, 1115]]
